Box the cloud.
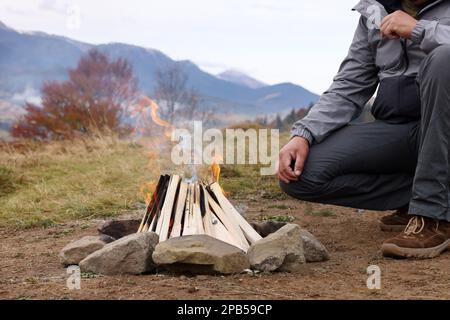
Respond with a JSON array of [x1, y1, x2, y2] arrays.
[[38, 0, 68, 14], [1, 0, 39, 15], [1, 0, 70, 16], [250, 2, 297, 13], [11, 86, 41, 105]]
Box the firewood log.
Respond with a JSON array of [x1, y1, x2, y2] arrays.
[[157, 175, 181, 241], [207, 191, 250, 251], [201, 185, 214, 238], [209, 183, 262, 244], [138, 175, 164, 233], [210, 211, 242, 249], [183, 183, 196, 236], [170, 181, 188, 238], [193, 183, 205, 235], [149, 175, 171, 232]]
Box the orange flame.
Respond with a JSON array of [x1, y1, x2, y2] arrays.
[[134, 96, 175, 205], [138, 96, 173, 129], [209, 155, 228, 195], [140, 181, 157, 206], [134, 96, 228, 202], [210, 161, 221, 184], [131, 96, 174, 139]]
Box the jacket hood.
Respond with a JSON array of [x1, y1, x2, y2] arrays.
[[376, 0, 443, 13], [377, 0, 401, 13], [353, 0, 444, 17]]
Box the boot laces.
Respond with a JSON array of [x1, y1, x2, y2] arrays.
[[404, 216, 425, 235], [404, 216, 440, 235]]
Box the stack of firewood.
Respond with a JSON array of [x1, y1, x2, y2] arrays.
[[138, 175, 261, 252]]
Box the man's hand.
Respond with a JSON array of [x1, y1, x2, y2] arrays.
[[380, 10, 417, 40], [277, 136, 310, 184]]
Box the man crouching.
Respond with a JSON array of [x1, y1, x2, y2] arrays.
[[278, 0, 450, 259]]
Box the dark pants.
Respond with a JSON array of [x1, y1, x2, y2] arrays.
[[281, 45, 450, 222]]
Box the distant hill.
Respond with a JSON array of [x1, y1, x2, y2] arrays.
[[0, 21, 319, 123], [217, 70, 266, 89]]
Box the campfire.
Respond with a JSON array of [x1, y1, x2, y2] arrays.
[[58, 97, 325, 277], [137, 174, 261, 252], [133, 96, 262, 252]]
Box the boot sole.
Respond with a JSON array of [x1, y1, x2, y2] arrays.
[[379, 221, 406, 232], [381, 239, 450, 259]]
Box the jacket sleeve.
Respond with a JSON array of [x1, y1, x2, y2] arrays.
[[411, 19, 450, 53], [291, 16, 379, 144]]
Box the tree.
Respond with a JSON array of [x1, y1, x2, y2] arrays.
[[255, 115, 269, 127], [284, 108, 297, 125], [274, 114, 284, 130], [154, 64, 210, 124], [296, 108, 309, 119], [12, 49, 138, 139]]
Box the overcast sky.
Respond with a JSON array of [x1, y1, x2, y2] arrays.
[[1, 0, 360, 94]]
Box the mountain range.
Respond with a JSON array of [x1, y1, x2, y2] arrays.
[[0, 20, 319, 127]]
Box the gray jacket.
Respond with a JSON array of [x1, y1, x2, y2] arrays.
[[292, 0, 450, 144]]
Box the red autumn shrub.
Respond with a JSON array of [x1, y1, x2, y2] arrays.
[[12, 49, 138, 139]]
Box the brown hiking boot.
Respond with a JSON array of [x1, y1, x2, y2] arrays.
[[381, 216, 450, 259], [379, 209, 410, 232]]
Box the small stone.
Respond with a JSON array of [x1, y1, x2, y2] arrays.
[[97, 219, 141, 239], [299, 229, 329, 262], [188, 286, 199, 293], [99, 234, 116, 243], [250, 221, 287, 238], [247, 224, 306, 272], [152, 235, 250, 275], [242, 269, 260, 276], [79, 232, 159, 275], [59, 235, 111, 266]]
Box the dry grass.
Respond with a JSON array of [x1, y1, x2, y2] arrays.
[[0, 136, 155, 228], [0, 129, 11, 141], [0, 131, 291, 229], [218, 131, 290, 200]]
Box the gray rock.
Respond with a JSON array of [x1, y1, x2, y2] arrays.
[[152, 235, 250, 275], [299, 229, 329, 262], [59, 235, 112, 266], [247, 224, 306, 272], [250, 221, 287, 238], [79, 232, 159, 275], [99, 234, 116, 243], [97, 219, 141, 239]]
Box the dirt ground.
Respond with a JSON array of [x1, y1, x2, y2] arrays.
[[1, 198, 449, 300]]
